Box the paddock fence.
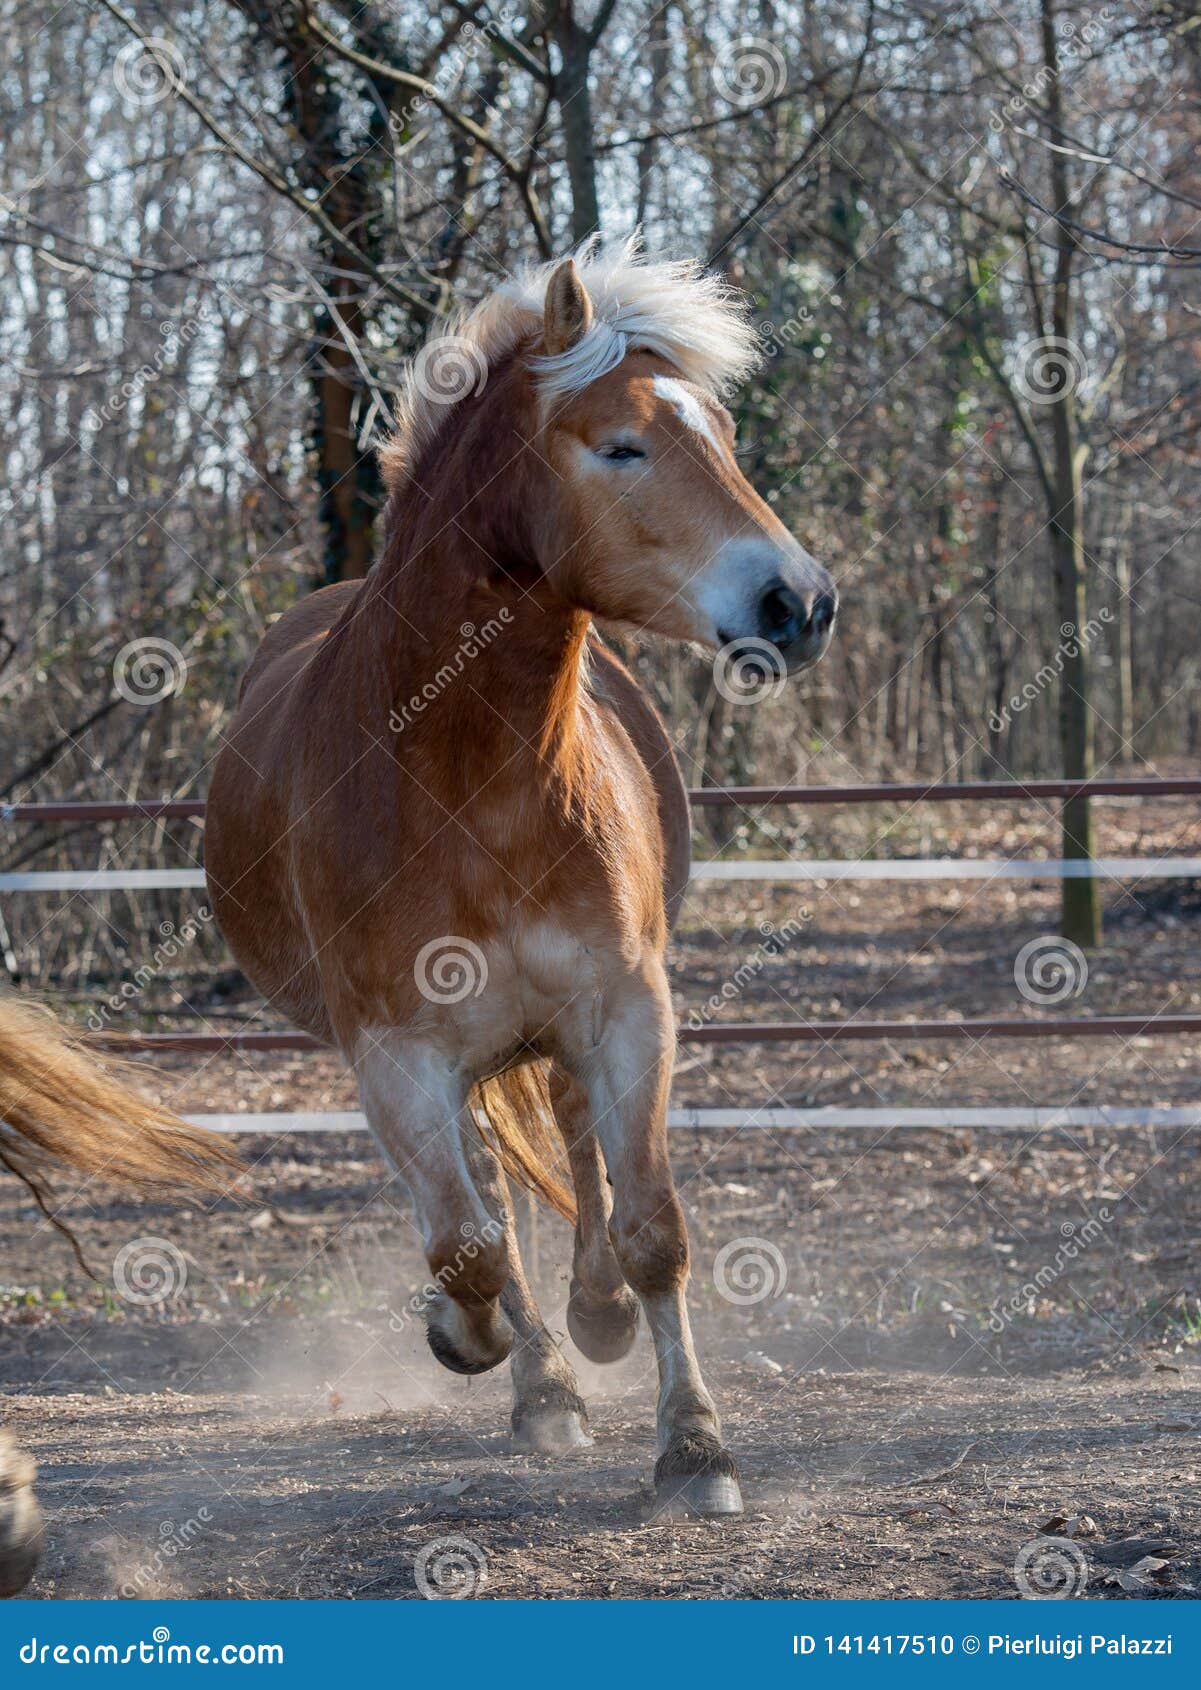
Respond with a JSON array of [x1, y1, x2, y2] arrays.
[[4, 778, 1200, 1133]]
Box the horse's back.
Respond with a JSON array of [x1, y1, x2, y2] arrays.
[[237, 580, 362, 707], [206, 582, 363, 1042]]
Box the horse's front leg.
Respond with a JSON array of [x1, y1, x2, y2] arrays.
[[462, 1132, 592, 1453], [356, 1038, 513, 1374], [575, 966, 743, 1517], [0, 1428, 43, 1596]]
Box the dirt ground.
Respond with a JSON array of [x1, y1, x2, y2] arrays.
[[4, 795, 1201, 1599]]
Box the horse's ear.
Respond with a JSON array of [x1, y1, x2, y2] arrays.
[[543, 258, 593, 356]]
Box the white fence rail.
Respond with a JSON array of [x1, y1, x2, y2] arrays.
[[183, 1107, 1201, 1134], [6, 858, 1201, 891]]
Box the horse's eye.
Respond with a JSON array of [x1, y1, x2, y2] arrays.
[[598, 443, 645, 463]]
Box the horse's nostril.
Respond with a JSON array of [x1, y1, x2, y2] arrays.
[[761, 584, 809, 642], [758, 581, 836, 654], [811, 591, 837, 636]]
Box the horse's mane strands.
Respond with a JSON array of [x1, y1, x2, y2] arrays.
[[380, 235, 762, 493]]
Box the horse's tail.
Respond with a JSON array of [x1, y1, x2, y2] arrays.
[[473, 1061, 576, 1224], [0, 995, 241, 1199]]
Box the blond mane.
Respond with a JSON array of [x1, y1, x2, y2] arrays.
[[379, 236, 762, 492]]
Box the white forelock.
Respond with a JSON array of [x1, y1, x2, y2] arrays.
[[380, 235, 762, 488]]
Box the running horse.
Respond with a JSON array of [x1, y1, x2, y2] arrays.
[[205, 241, 838, 1516]]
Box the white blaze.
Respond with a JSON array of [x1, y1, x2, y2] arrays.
[[651, 374, 723, 453]]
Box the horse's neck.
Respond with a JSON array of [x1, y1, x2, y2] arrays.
[[360, 521, 592, 805]]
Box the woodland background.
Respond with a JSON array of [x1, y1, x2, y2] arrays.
[[2, 0, 1199, 981]]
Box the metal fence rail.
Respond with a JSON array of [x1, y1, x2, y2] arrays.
[[6, 780, 1201, 889], [6, 777, 1201, 825], [93, 1013, 1201, 1055]]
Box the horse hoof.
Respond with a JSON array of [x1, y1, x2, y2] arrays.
[[511, 1388, 593, 1454], [513, 1409, 593, 1454], [425, 1295, 513, 1375], [567, 1281, 639, 1364], [651, 1434, 743, 1518], [652, 1470, 744, 1518], [0, 1434, 44, 1598]]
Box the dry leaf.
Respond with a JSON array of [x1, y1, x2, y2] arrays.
[[1039, 1513, 1097, 1539], [1104, 1558, 1173, 1593]]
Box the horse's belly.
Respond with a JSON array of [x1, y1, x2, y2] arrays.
[[204, 756, 334, 1043]]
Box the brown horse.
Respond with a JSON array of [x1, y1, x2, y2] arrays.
[[206, 241, 837, 1515], [0, 996, 238, 1594]]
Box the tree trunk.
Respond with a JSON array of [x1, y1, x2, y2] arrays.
[[636, 8, 670, 225], [1041, 0, 1100, 946], [1114, 550, 1137, 763], [552, 4, 602, 242], [313, 280, 376, 583], [235, 0, 383, 584]]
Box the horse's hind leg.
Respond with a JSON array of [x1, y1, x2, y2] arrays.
[[356, 1038, 513, 1375], [548, 1065, 640, 1364], [464, 1136, 591, 1453], [502, 1262, 592, 1453], [0, 1428, 44, 1597]]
